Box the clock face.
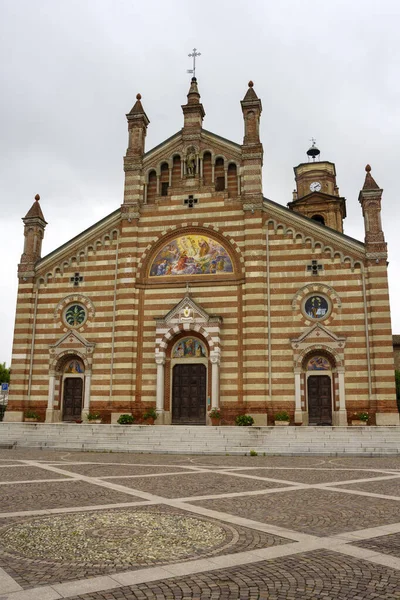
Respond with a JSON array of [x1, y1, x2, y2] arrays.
[[310, 181, 322, 192]]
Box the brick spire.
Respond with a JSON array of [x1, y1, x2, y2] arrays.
[[241, 81, 262, 145], [358, 165, 387, 262], [126, 93, 149, 157], [182, 77, 205, 133], [123, 93, 150, 213], [240, 81, 263, 206], [18, 194, 47, 280], [362, 164, 380, 191]]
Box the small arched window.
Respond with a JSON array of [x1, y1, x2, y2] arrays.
[[215, 157, 225, 191], [147, 170, 157, 203], [160, 163, 169, 196], [311, 214, 325, 225], [227, 163, 238, 197]]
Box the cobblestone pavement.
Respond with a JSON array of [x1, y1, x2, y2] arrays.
[[233, 467, 389, 484], [0, 450, 400, 599]]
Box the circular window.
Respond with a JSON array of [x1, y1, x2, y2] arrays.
[[64, 304, 87, 328], [303, 295, 330, 320]]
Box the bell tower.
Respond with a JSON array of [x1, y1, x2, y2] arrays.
[[288, 142, 346, 232]]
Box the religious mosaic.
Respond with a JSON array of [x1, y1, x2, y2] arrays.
[[64, 304, 86, 327], [149, 235, 234, 277], [307, 356, 330, 371], [304, 295, 329, 319], [173, 338, 207, 358], [64, 360, 84, 374]]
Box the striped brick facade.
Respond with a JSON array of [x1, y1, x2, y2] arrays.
[[6, 80, 399, 426]]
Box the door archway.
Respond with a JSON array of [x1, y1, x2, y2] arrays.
[[170, 336, 208, 425], [61, 357, 85, 422], [304, 354, 334, 426]]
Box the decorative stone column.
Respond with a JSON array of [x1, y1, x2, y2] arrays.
[[155, 353, 166, 418], [210, 349, 221, 410], [337, 367, 347, 425], [294, 368, 303, 424], [82, 373, 92, 417], [45, 373, 56, 423]]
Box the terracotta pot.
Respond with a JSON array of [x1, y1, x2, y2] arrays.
[[210, 418, 221, 426], [351, 420, 368, 426], [88, 419, 102, 424], [274, 421, 289, 426], [144, 417, 155, 425]]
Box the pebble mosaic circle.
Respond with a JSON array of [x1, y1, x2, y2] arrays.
[[1, 510, 229, 564]]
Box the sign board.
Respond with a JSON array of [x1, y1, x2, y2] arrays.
[[1, 383, 8, 392]]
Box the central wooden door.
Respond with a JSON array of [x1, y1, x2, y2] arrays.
[[307, 375, 332, 425], [62, 377, 83, 421], [172, 364, 206, 424]]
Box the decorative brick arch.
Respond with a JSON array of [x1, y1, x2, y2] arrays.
[[295, 344, 343, 370], [292, 283, 341, 327], [157, 323, 216, 353], [51, 350, 90, 376], [136, 223, 244, 282]]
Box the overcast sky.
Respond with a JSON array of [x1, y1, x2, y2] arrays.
[[1, 0, 400, 366]]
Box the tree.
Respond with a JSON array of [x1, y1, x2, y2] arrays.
[[0, 363, 10, 384]]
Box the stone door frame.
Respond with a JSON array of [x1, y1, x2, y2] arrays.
[[154, 294, 222, 424]]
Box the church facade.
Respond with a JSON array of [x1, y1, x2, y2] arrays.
[[7, 79, 399, 426]]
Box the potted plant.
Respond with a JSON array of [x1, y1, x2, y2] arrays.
[[351, 412, 369, 426], [208, 408, 222, 426], [87, 411, 102, 424], [142, 407, 157, 425], [235, 414, 254, 426], [24, 410, 39, 423], [274, 411, 290, 426], [117, 413, 135, 425]]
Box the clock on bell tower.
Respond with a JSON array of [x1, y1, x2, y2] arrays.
[[287, 142, 347, 233]]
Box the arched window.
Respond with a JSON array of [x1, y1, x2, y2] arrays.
[[227, 163, 238, 197], [215, 157, 225, 191], [171, 155, 181, 187], [203, 152, 212, 185], [311, 214, 325, 225], [147, 170, 157, 203], [160, 162, 169, 196]]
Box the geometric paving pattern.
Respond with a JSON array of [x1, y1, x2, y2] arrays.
[[0, 449, 399, 600]]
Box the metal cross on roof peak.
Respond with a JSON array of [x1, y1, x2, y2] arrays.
[[187, 48, 201, 79]]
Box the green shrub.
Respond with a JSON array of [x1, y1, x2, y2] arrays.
[[87, 412, 101, 421], [117, 414, 134, 424], [274, 411, 290, 422], [24, 410, 39, 420], [249, 449, 258, 456], [353, 411, 369, 422], [208, 408, 222, 419], [235, 414, 254, 426], [143, 407, 157, 420]]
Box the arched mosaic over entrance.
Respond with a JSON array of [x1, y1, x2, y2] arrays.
[[306, 356, 331, 371], [149, 234, 234, 277], [172, 337, 207, 358]]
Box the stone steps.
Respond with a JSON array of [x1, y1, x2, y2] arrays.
[[0, 423, 399, 455]]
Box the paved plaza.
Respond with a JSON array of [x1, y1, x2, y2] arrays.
[[0, 450, 399, 599]]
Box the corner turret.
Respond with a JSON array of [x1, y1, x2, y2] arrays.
[[358, 165, 387, 263], [18, 194, 47, 280], [240, 81, 263, 206]]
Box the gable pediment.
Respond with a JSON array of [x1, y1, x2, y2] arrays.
[[50, 329, 96, 352], [291, 323, 346, 349], [157, 294, 221, 327]]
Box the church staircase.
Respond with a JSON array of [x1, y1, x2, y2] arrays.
[[0, 424, 399, 456]]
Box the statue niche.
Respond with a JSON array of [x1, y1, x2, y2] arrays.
[[186, 146, 197, 177]]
